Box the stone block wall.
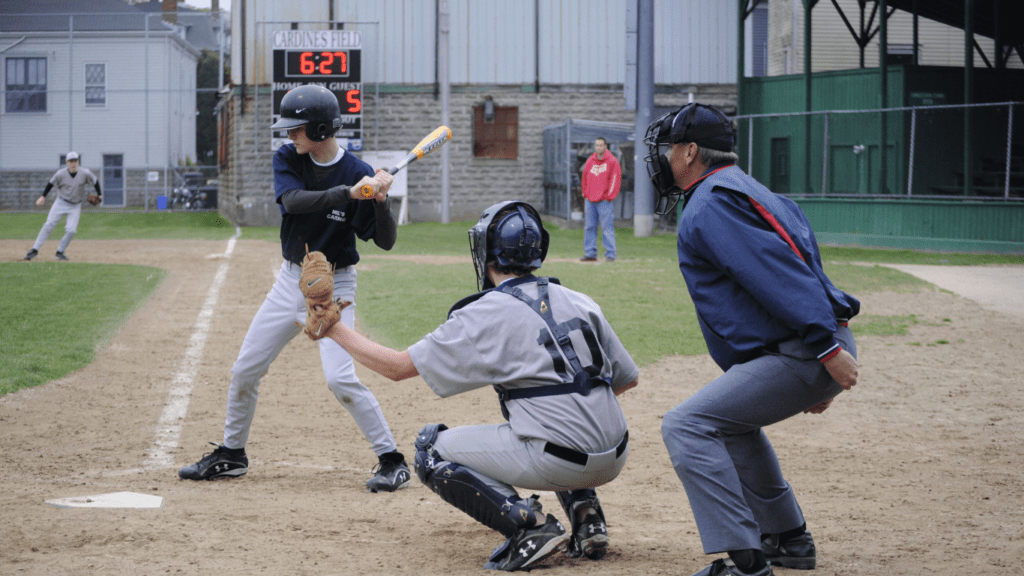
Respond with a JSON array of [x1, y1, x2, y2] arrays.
[[214, 83, 736, 226]]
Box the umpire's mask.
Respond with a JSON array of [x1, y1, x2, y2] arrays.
[[644, 102, 735, 215], [468, 201, 549, 292]]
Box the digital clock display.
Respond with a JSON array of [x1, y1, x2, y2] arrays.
[[286, 50, 350, 78]]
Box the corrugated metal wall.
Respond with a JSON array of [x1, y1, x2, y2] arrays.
[[236, 0, 737, 86]]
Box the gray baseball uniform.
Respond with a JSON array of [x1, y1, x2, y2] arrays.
[[408, 276, 637, 492], [32, 167, 100, 255]]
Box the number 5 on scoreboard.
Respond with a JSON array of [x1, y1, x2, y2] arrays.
[[346, 89, 361, 113]]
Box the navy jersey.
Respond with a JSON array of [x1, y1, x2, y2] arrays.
[[273, 144, 377, 266], [677, 165, 860, 371]]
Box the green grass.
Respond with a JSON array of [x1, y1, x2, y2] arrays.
[[0, 212, 238, 240], [3, 212, 1015, 397], [0, 262, 166, 395], [850, 314, 919, 337]]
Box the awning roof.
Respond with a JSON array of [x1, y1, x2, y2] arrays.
[[886, 0, 1024, 46]]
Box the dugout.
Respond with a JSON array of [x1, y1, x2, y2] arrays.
[[542, 119, 636, 227]]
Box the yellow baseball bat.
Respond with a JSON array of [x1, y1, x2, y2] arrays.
[[361, 126, 453, 198]]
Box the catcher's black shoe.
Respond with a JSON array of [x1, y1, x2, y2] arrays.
[[178, 442, 248, 480], [55, 251, 69, 261], [762, 529, 816, 570], [365, 453, 410, 493], [571, 502, 609, 560], [484, 513, 569, 571], [688, 559, 774, 576], [24, 249, 38, 260]]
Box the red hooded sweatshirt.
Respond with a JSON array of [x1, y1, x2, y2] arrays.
[[581, 151, 622, 202]]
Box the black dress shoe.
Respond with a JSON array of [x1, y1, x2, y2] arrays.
[[687, 559, 774, 576], [762, 530, 816, 570]]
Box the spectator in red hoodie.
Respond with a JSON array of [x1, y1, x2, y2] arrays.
[[580, 137, 621, 262]]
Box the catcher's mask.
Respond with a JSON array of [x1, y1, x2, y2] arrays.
[[644, 102, 735, 215], [270, 85, 343, 142], [468, 201, 549, 292]]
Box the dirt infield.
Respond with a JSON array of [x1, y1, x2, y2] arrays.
[[1, 238, 1022, 575]]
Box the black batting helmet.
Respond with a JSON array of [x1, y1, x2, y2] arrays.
[[270, 85, 342, 142], [643, 103, 735, 214], [468, 201, 550, 292]]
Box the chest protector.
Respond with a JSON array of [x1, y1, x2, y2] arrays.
[[495, 276, 608, 418]]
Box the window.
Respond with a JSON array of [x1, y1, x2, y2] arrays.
[[85, 63, 106, 106], [473, 105, 518, 159], [5, 57, 47, 112], [751, 4, 768, 77], [771, 137, 790, 194]]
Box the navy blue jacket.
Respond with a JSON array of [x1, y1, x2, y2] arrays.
[[273, 144, 376, 267], [677, 164, 859, 371]]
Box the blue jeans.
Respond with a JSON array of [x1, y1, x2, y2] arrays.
[[583, 199, 616, 259]]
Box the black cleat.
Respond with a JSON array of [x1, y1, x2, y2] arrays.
[[485, 513, 569, 571], [178, 442, 248, 480], [55, 252, 69, 261], [762, 530, 816, 570], [24, 249, 38, 260], [574, 507, 609, 559], [365, 457, 411, 493], [688, 559, 774, 576]]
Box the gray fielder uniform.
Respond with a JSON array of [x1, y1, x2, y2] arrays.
[[32, 166, 99, 255]]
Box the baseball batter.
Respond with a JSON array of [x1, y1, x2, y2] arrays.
[[179, 85, 410, 493], [304, 201, 639, 571], [24, 151, 102, 262], [644, 103, 860, 576]]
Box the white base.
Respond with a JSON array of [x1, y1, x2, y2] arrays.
[[46, 491, 165, 509]]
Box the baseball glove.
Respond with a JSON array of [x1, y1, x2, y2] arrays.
[[87, 194, 101, 206], [299, 249, 350, 340]]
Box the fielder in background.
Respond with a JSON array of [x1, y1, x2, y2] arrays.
[[179, 85, 411, 493], [305, 201, 639, 571], [643, 103, 861, 576], [579, 137, 621, 262], [24, 151, 102, 262]]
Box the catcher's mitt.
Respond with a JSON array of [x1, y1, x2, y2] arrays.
[[299, 249, 350, 340], [302, 297, 352, 340], [87, 194, 101, 206]]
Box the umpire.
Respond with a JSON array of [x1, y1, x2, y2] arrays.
[[643, 103, 860, 576]]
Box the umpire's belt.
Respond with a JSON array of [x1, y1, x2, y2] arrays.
[[543, 431, 628, 467]]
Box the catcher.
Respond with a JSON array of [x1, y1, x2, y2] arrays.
[[24, 151, 102, 262], [302, 201, 639, 571]]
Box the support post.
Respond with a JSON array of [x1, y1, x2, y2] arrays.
[[803, 0, 813, 193], [633, 0, 655, 237], [879, 0, 888, 194], [438, 0, 451, 223], [964, 0, 974, 197]]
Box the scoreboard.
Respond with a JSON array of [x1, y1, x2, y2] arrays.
[[271, 29, 363, 151]]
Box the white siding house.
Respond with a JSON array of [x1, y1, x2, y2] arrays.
[[0, 0, 199, 207]]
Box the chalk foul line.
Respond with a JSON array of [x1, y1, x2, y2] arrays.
[[133, 231, 240, 472]]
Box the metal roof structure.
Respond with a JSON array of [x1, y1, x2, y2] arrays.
[[0, 0, 161, 32]]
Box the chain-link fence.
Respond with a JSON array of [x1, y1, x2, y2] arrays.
[[734, 101, 1021, 200], [542, 119, 637, 226]]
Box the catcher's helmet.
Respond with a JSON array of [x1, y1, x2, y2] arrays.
[[270, 85, 342, 142], [468, 201, 550, 292], [643, 103, 735, 214]]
